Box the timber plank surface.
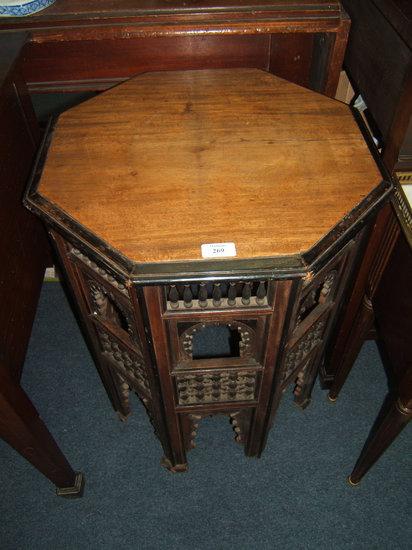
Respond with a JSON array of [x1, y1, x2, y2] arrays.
[[38, 68, 382, 263]]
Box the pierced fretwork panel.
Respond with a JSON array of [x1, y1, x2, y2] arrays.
[[85, 276, 137, 343], [180, 321, 256, 361], [175, 370, 259, 405], [97, 327, 151, 399], [282, 317, 326, 383], [166, 280, 269, 310], [296, 270, 338, 327]]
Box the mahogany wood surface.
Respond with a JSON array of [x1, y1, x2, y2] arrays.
[[320, 1, 412, 388], [324, 1, 411, 391], [325, 203, 399, 394], [349, 222, 412, 483], [374, 227, 412, 390], [0, 0, 349, 96], [37, 68, 382, 265]]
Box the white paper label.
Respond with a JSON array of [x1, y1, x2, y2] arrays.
[[201, 242, 237, 259]]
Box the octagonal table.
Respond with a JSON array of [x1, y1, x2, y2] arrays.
[[26, 68, 391, 472]]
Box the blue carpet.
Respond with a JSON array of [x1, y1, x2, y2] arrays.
[[1, 282, 411, 549]]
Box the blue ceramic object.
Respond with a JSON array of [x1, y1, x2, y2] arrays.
[[0, 0, 56, 16]]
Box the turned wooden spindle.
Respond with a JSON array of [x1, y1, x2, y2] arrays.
[[227, 282, 237, 306], [241, 282, 252, 305], [256, 281, 266, 305], [183, 285, 193, 308], [169, 285, 179, 309], [212, 283, 222, 307], [198, 282, 208, 308]]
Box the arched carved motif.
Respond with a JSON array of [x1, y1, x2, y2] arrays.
[[180, 320, 256, 360]]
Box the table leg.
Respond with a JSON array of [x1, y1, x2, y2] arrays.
[[348, 393, 412, 485], [328, 295, 374, 402], [326, 205, 399, 400], [0, 369, 84, 497]]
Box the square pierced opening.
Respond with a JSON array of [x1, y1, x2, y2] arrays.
[[191, 325, 241, 360]]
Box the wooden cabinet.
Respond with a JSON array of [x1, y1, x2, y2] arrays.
[[342, 0, 412, 171], [325, 1, 412, 395], [0, 0, 349, 96], [25, 69, 391, 471], [321, 4, 411, 482]]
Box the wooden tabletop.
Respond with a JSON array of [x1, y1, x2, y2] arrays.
[[37, 68, 382, 264]]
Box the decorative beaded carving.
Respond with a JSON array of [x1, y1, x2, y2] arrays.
[[71, 247, 128, 296], [180, 321, 255, 360], [282, 318, 326, 382], [114, 370, 132, 417], [185, 414, 202, 450], [97, 327, 151, 398], [87, 277, 136, 341], [166, 280, 268, 310], [293, 358, 311, 398], [229, 410, 251, 445], [175, 370, 258, 405], [296, 270, 337, 326]]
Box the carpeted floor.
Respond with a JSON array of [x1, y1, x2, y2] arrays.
[[1, 282, 411, 549]]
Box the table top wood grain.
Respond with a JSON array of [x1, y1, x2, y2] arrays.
[[37, 68, 382, 264]]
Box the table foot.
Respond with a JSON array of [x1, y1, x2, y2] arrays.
[[160, 457, 188, 473], [294, 398, 311, 410], [56, 472, 85, 498], [327, 394, 338, 403], [117, 411, 131, 422], [346, 475, 360, 487]]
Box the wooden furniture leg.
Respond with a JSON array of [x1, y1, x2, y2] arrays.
[[348, 368, 412, 485], [326, 204, 399, 400], [348, 220, 412, 484], [0, 368, 84, 497]]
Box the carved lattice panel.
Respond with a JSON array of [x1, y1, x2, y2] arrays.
[[175, 370, 259, 405], [85, 276, 138, 344], [296, 270, 338, 327], [97, 327, 151, 399], [282, 317, 326, 383]]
